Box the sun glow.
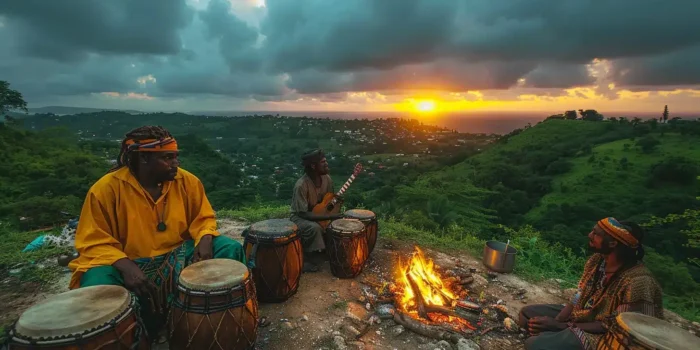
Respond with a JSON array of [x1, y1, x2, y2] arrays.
[[416, 100, 436, 113]]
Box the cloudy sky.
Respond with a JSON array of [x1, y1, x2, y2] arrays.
[[1, 0, 699, 115]]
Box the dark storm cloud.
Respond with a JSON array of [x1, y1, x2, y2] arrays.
[[522, 63, 594, 89], [199, 0, 262, 71], [0, 0, 194, 61], [611, 45, 700, 87], [2, 0, 700, 105]]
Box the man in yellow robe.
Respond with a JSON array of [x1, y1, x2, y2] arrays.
[[68, 125, 245, 338]]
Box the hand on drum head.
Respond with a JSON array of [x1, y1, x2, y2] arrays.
[[192, 234, 214, 263], [113, 258, 158, 298]]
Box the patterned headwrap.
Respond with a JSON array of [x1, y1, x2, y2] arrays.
[[125, 137, 178, 152], [597, 217, 639, 248]]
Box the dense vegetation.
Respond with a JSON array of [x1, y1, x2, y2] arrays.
[[1, 90, 700, 321]]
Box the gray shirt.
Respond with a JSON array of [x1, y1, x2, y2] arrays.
[[290, 174, 334, 214]]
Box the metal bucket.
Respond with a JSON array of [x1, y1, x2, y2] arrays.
[[482, 240, 517, 273]]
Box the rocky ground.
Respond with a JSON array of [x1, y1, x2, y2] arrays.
[[2, 218, 699, 350]]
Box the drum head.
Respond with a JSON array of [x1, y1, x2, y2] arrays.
[[619, 312, 700, 350], [330, 218, 365, 233], [15, 285, 131, 339], [345, 209, 376, 220], [179, 258, 249, 291], [249, 218, 297, 239]]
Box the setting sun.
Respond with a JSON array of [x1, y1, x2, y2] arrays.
[[416, 100, 436, 113]]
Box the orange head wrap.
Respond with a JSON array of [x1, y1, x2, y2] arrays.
[[597, 217, 639, 248], [125, 137, 178, 152]]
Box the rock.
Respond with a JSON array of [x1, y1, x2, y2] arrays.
[[547, 288, 560, 295], [365, 302, 372, 311], [368, 315, 381, 325], [376, 304, 395, 319], [471, 274, 488, 287], [562, 288, 577, 301], [346, 341, 365, 349], [333, 335, 348, 350], [390, 325, 405, 337], [340, 324, 361, 337], [346, 302, 370, 322], [280, 321, 295, 330], [692, 321, 700, 330], [436, 340, 452, 350], [456, 338, 480, 350], [301, 314, 309, 322]]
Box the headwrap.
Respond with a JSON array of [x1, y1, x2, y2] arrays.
[[301, 148, 325, 166], [126, 137, 178, 152], [597, 217, 640, 248]]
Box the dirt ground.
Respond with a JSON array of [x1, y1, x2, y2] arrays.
[[2, 219, 699, 350]]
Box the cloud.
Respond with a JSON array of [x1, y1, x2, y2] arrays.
[[0, 0, 194, 61], [611, 45, 700, 86], [1, 0, 700, 110]]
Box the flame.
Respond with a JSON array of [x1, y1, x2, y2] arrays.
[[395, 246, 456, 313]]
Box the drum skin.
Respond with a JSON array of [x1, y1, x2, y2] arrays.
[[243, 219, 303, 303], [7, 286, 149, 350], [168, 259, 259, 350], [344, 209, 378, 254], [326, 219, 368, 279], [597, 312, 700, 350]]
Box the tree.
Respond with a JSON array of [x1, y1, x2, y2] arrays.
[[662, 105, 669, 123], [578, 109, 604, 121], [0, 80, 28, 116], [564, 110, 578, 120], [636, 135, 660, 153]]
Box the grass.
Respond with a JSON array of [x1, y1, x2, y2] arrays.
[[0, 223, 72, 283], [527, 133, 700, 221]]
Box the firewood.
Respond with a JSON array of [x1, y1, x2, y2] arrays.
[[424, 305, 479, 327], [459, 276, 474, 285], [406, 272, 428, 319], [393, 311, 463, 343]]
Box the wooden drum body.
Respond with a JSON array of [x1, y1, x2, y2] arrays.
[[344, 209, 378, 254], [597, 312, 699, 350], [168, 259, 258, 350], [326, 218, 368, 279], [8, 285, 149, 350], [243, 218, 303, 303]]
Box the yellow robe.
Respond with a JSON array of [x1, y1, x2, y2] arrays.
[[68, 167, 220, 289]]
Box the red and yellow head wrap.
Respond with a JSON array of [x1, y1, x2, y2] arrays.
[[125, 137, 178, 152], [596, 217, 639, 248]]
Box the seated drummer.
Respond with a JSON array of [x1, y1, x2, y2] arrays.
[[290, 149, 343, 273], [68, 125, 246, 337], [518, 217, 663, 350]]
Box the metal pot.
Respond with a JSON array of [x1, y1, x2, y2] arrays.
[[482, 240, 517, 273]]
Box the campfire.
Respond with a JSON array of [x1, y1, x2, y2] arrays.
[[358, 245, 516, 344], [393, 247, 478, 334]]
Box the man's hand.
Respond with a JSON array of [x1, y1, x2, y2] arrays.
[[113, 258, 157, 297], [528, 316, 567, 335], [192, 234, 214, 263]]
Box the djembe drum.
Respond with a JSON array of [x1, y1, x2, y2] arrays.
[[597, 312, 699, 350], [243, 218, 303, 302], [7, 285, 149, 350], [168, 259, 258, 350], [344, 209, 378, 254], [326, 218, 368, 278]]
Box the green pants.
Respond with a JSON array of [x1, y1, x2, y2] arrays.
[[80, 236, 245, 338]]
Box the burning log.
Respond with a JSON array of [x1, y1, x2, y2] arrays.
[[393, 311, 464, 343], [406, 272, 428, 319]]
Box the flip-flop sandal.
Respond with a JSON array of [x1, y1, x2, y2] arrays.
[[259, 316, 271, 328], [302, 262, 320, 273]]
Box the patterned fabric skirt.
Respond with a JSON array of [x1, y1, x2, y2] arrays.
[[133, 244, 187, 318]]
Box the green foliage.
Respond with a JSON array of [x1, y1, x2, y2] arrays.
[[0, 80, 28, 116], [218, 205, 289, 223], [636, 135, 661, 153]]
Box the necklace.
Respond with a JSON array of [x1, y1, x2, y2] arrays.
[[156, 198, 167, 232]]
